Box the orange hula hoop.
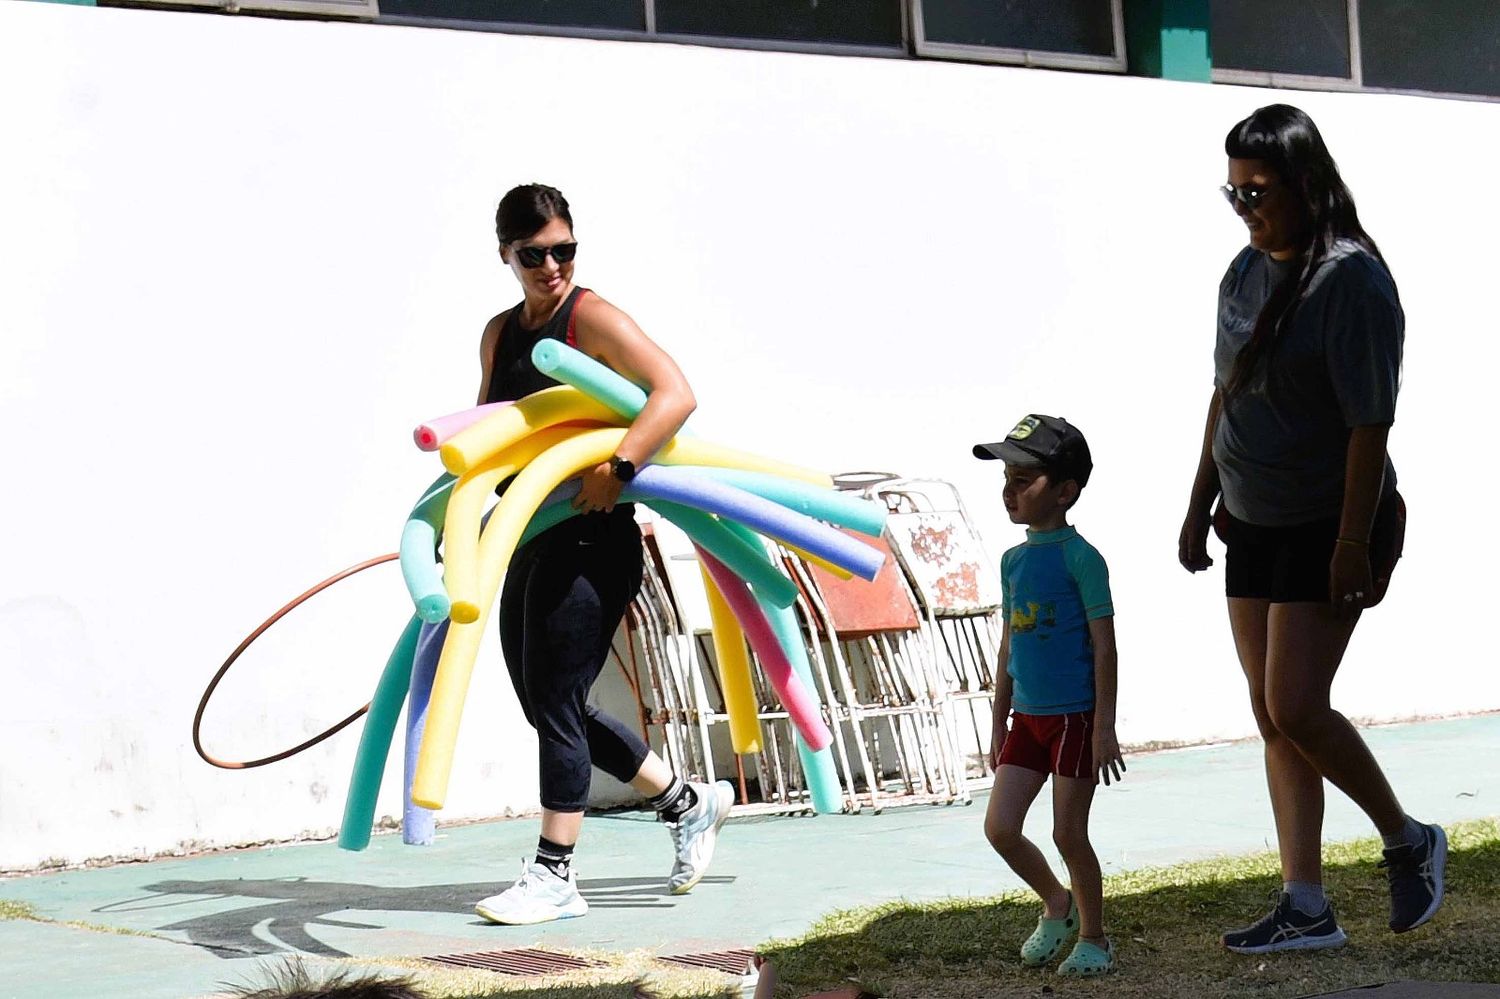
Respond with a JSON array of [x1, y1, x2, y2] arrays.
[[192, 553, 400, 770]]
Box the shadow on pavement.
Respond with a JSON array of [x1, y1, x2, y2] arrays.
[[97, 874, 733, 958]]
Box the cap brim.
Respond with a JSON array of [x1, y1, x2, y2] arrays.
[[972, 441, 1044, 464]]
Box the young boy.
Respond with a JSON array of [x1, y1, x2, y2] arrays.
[[973, 414, 1124, 977]]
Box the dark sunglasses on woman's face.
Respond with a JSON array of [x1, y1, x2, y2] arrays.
[[1221, 183, 1275, 210], [514, 242, 578, 268]]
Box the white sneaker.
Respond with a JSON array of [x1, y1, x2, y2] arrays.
[[666, 780, 734, 895], [474, 860, 588, 925]]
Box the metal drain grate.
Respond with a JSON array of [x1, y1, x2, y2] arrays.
[[658, 948, 758, 975], [423, 947, 602, 976]]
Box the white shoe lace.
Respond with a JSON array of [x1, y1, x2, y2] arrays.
[[512, 858, 540, 891]]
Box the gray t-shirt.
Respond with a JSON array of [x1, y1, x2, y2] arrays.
[[1213, 239, 1403, 526]]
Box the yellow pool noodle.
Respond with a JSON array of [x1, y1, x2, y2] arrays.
[[415, 428, 828, 808], [441, 426, 592, 625], [784, 541, 855, 581], [439, 385, 626, 476], [700, 564, 764, 754], [446, 394, 832, 489]]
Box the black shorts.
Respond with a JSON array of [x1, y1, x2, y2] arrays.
[[1221, 492, 1403, 603]]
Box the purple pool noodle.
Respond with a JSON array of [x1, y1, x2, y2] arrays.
[[631, 465, 884, 580], [403, 619, 447, 845]]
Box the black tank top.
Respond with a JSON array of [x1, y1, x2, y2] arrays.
[[484, 285, 589, 404], [484, 285, 636, 535]]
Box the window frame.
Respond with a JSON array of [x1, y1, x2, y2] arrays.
[[908, 0, 1127, 74], [650, 0, 910, 55], [107, 0, 377, 17], [1210, 0, 1359, 91], [1211, 0, 1500, 105], [379, 0, 911, 59]]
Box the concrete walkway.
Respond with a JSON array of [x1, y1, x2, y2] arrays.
[[2, 714, 1496, 999]]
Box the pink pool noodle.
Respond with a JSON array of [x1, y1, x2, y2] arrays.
[[413, 401, 513, 451], [415, 408, 614, 452], [696, 546, 832, 752]]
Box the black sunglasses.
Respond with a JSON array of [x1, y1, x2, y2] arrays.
[[1220, 183, 1276, 210], [514, 242, 578, 268]]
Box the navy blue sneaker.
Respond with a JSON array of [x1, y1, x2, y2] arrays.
[[1382, 822, 1447, 933], [1222, 893, 1348, 955]]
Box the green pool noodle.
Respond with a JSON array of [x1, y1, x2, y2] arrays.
[[337, 614, 424, 851]]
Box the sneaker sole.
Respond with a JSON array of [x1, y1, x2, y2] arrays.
[[669, 783, 734, 896], [1224, 927, 1348, 955], [1394, 824, 1447, 933], [474, 900, 589, 925]]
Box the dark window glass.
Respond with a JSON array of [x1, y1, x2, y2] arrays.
[[1212, 0, 1349, 78], [378, 0, 645, 30], [1359, 0, 1500, 98], [654, 0, 903, 48], [920, 0, 1116, 57]]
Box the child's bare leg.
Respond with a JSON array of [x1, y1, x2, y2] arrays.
[[984, 765, 1070, 916], [1052, 775, 1104, 942]]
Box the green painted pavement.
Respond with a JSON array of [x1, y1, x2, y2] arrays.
[[1, 715, 1496, 998]]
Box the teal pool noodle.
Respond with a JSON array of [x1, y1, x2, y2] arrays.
[[532, 340, 648, 420], [762, 593, 845, 814], [401, 521, 450, 623], [640, 501, 798, 608], [519, 494, 582, 546], [683, 466, 886, 539], [338, 614, 424, 851], [401, 473, 456, 623], [714, 519, 843, 814]]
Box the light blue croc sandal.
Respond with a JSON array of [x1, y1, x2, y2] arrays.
[[1057, 937, 1116, 977], [1020, 893, 1078, 967]]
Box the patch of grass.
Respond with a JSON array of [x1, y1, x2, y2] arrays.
[[0, 896, 160, 939], [54, 918, 158, 938], [760, 817, 1500, 998]]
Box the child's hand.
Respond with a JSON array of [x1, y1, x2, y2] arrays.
[[1094, 727, 1126, 786], [988, 711, 1010, 772]]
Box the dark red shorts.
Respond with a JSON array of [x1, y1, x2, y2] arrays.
[[998, 710, 1095, 782]]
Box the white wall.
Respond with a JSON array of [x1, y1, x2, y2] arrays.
[[3, 2, 1497, 870]]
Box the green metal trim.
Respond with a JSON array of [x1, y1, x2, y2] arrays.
[[1125, 0, 1210, 83]]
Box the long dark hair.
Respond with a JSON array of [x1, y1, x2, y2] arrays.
[[495, 183, 572, 246], [1224, 105, 1392, 397]]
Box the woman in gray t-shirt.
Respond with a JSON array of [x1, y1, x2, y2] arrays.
[[1178, 105, 1445, 955]]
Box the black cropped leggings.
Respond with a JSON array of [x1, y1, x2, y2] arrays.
[[497, 511, 650, 812]]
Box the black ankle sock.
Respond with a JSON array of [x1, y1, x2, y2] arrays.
[[535, 835, 574, 879], [649, 776, 698, 822]]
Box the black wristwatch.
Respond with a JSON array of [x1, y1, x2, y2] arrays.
[[608, 455, 637, 483]]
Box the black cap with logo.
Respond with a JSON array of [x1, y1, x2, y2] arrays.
[[972, 414, 1093, 488]]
